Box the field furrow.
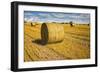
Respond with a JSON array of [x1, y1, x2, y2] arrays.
[[24, 24, 90, 62]]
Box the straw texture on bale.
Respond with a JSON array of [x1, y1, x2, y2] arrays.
[[41, 23, 64, 44]]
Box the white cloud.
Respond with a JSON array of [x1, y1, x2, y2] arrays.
[[25, 17, 33, 22], [79, 14, 90, 18], [69, 15, 79, 19], [25, 16, 39, 22], [38, 13, 52, 18], [33, 16, 39, 21], [24, 17, 28, 21], [51, 13, 66, 18], [69, 14, 90, 19]]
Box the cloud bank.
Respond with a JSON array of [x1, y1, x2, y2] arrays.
[[24, 11, 90, 24]]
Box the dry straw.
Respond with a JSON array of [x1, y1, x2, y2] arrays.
[[41, 23, 64, 44]]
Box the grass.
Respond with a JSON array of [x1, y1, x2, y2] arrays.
[[24, 22, 90, 62]]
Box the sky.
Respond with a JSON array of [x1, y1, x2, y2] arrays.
[[24, 11, 90, 24]]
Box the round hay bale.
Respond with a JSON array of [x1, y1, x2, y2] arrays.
[[41, 23, 64, 44], [31, 22, 36, 26]]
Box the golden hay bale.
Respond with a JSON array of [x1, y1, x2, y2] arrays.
[[41, 23, 64, 44], [30, 22, 36, 26]]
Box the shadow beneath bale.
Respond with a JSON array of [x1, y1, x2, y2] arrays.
[[32, 39, 47, 45], [32, 39, 64, 45]]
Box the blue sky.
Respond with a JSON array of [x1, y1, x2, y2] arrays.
[[24, 11, 90, 24]]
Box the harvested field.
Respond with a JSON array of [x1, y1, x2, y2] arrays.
[[24, 23, 90, 62]]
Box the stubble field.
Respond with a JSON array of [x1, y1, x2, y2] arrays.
[[24, 22, 90, 62]]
